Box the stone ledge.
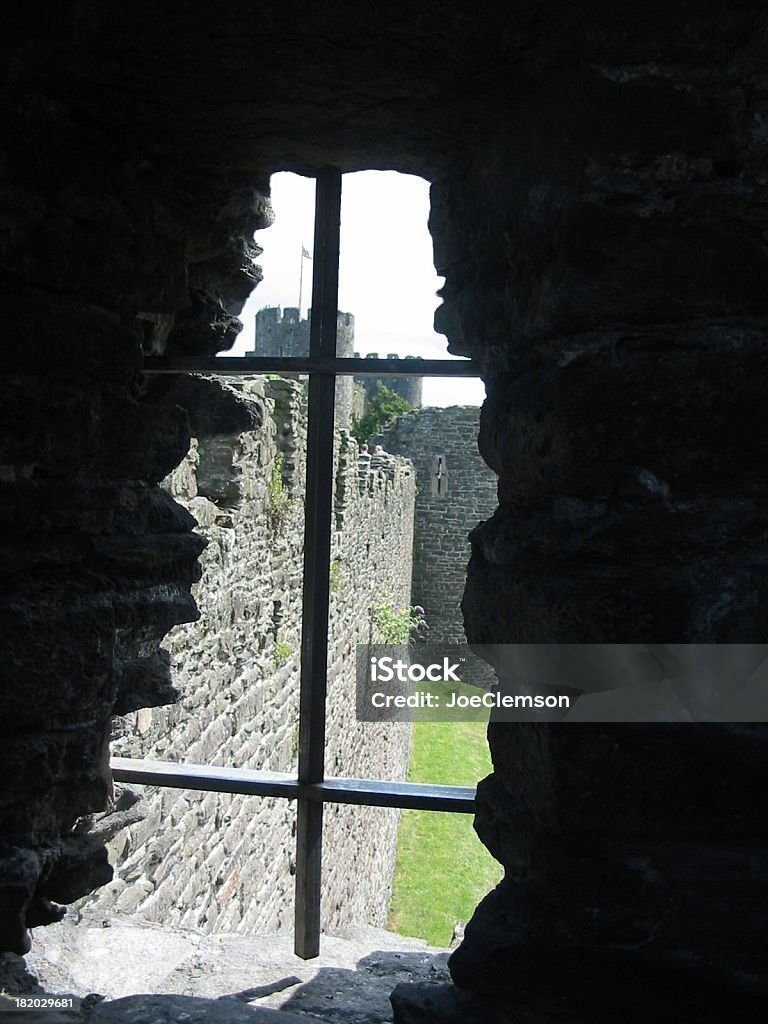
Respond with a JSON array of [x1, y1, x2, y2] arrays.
[[0, 915, 449, 1024]]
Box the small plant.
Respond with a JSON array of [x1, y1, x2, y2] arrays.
[[274, 640, 292, 667], [372, 601, 428, 644], [268, 451, 292, 531], [329, 557, 343, 594]]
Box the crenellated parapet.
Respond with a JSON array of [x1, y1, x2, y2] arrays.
[[248, 307, 355, 360]]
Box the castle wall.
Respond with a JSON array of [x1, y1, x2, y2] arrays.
[[379, 407, 497, 646], [77, 377, 415, 935], [251, 306, 311, 358]]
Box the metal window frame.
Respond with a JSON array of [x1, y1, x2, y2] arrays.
[[125, 167, 483, 959]]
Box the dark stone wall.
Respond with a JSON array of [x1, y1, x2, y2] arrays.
[[426, 16, 768, 1022], [2, 3, 768, 1020], [0, 16, 273, 953]]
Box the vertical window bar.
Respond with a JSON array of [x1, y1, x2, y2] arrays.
[[294, 167, 342, 959]]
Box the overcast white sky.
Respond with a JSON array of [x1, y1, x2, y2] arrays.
[[226, 171, 484, 408]]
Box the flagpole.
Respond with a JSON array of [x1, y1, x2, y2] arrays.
[[296, 243, 303, 315], [298, 245, 304, 317]]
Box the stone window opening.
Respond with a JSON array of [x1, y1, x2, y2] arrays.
[[430, 454, 448, 498], [115, 167, 484, 960]]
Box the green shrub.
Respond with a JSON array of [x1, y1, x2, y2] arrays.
[[352, 385, 411, 446], [371, 601, 427, 644]]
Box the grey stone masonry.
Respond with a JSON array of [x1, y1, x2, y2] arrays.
[[76, 378, 415, 937], [247, 308, 356, 428], [379, 407, 497, 646]]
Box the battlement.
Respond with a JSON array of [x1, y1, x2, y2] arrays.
[[356, 352, 423, 410], [354, 352, 423, 362]]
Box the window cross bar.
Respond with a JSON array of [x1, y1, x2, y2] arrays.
[[110, 757, 476, 813], [293, 167, 343, 958], [142, 356, 479, 377]]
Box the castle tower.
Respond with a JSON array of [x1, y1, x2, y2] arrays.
[[333, 311, 355, 430], [248, 306, 311, 358], [246, 307, 356, 428]]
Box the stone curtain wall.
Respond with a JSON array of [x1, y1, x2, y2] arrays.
[[77, 377, 414, 935], [322, 439, 416, 927], [379, 407, 497, 645]]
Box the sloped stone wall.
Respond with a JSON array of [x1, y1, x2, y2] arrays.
[[76, 377, 415, 935]]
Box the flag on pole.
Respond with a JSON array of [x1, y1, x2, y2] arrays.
[[298, 245, 312, 314]]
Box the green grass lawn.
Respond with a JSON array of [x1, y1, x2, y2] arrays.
[[387, 715, 504, 947]]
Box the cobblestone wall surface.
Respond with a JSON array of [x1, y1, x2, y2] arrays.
[[379, 407, 497, 645], [77, 378, 414, 935]]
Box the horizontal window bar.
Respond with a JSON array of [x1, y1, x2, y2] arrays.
[[318, 777, 476, 813], [111, 757, 476, 813], [142, 356, 479, 377]]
